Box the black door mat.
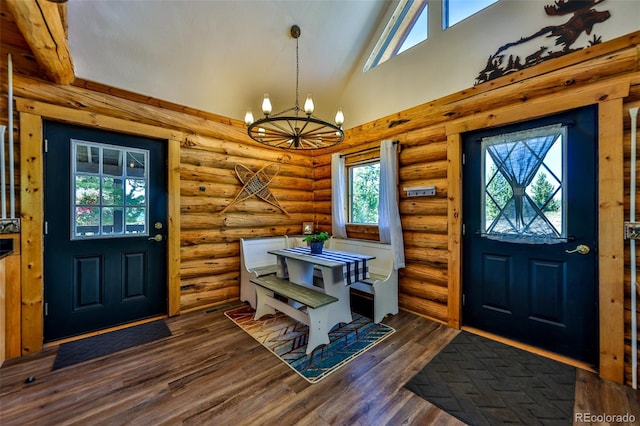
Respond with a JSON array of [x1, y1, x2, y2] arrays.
[[52, 320, 171, 370], [405, 331, 575, 426]]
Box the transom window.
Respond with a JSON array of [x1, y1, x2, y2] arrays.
[[363, 0, 428, 72], [443, 0, 499, 29], [72, 140, 149, 239], [348, 161, 380, 224], [482, 124, 566, 243]]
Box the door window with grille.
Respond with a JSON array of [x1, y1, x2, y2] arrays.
[[72, 139, 149, 239], [481, 124, 566, 244]]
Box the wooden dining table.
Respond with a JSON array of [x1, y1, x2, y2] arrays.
[[268, 247, 374, 330]]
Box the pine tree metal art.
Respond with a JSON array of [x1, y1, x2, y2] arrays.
[[475, 0, 611, 85], [219, 164, 288, 215]]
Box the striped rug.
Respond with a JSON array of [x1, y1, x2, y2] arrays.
[[225, 305, 395, 383]]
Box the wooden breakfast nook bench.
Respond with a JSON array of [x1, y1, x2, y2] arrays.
[[251, 275, 339, 354]]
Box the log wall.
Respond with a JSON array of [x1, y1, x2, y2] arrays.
[[1, 1, 639, 386], [311, 33, 640, 385]]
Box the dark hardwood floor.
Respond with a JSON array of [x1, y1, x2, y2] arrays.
[[0, 305, 637, 425]]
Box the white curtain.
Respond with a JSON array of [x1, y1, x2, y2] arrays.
[[379, 140, 405, 269], [331, 152, 347, 238]]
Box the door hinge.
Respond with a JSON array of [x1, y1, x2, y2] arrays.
[[44, 303, 48, 316], [44, 138, 48, 153], [462, 294, 465, 306], [44, 221, 48, 235], [462, 224, 465, 236], [462, 153, 465, 165]]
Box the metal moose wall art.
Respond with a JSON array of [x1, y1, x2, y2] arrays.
[[475, 0, 611, 85]]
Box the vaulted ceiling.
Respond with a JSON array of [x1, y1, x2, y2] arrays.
[[66, 0, 392, 129]]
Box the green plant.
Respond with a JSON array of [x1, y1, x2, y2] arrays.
[[302, 231, 330, 243]]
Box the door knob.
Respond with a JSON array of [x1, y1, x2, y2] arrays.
[[148, 234, 164, 242], [565, 244, 590, 255]]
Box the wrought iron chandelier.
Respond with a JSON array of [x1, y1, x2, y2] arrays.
[[244, 25, 344, 150]]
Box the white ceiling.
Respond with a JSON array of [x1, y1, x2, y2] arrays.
[[67, 0, 392, 128]]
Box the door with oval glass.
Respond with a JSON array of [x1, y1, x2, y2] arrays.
[[43, 121, 167, 342], [462, 106, 597, 365]]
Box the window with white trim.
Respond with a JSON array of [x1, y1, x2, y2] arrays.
[[72, 140, 149, 239]]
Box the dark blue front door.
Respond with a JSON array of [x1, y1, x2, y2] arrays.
[[43, 121, 167, 342], [462, 106, 598, 365]]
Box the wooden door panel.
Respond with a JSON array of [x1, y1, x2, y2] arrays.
[[74, 255, 103, 309], [481, 254, 512, 313], [528, 258, 566, 326]]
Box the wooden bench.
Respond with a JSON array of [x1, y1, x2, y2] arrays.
[[327, 237, 400, 323], [240, 237, 287, 308], [251, 275, 339, 354]]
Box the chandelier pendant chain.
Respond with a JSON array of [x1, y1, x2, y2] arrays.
[[295, 36, 300, 115]]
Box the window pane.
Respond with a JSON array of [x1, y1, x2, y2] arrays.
[[350, 163, 380, 224], [125, 207, 146, 234], [126, 179, 146, 206], [103, 148, 123, 176], [75, 206, 100, 237], [76, 144, 100, 173], [102, 207, 124, 235], [398, 3, 428, 54], [481, 124, 566, 243], [364, 0, 428, 72], [444, 0, 498, 29], [102, 177, 124, 206], [127, 152, 146, 177], [75, 176, 100, 205]]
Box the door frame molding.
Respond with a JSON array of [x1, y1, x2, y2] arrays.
[[445, 78, 630, 383], [16, 97, 183, 355]]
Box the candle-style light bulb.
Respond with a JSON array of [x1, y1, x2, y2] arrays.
[[262, 94, 272, 116], [244, 110, 254, 126], [304, 93, 315, 115], [335, 107, 344, 127]]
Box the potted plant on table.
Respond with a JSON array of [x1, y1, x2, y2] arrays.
[[303, 231, 330, 254]]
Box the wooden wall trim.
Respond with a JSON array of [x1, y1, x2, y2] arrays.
[[446, 133, 462, 329], [12, 75, 249, 143], [168, 138, 181, 316], [15, 98, 183, 141], [4, 252, 21, 358], [445, 76, 632, 135], [17, 101, 184, 353], [5, 0, 74, 85], [19, 112, 44, 355], [598, 98, 626, 383]]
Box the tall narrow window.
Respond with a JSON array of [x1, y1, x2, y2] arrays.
[[72, 140, 149, 239], [482, 124, 566, 243]]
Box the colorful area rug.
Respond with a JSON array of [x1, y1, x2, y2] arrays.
[[404, 331, 576, 425], [52, 320, 172, 370], [225, 305, 395, 383]]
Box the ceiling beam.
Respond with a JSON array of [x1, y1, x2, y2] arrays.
[[5, 0, 74, 85]]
